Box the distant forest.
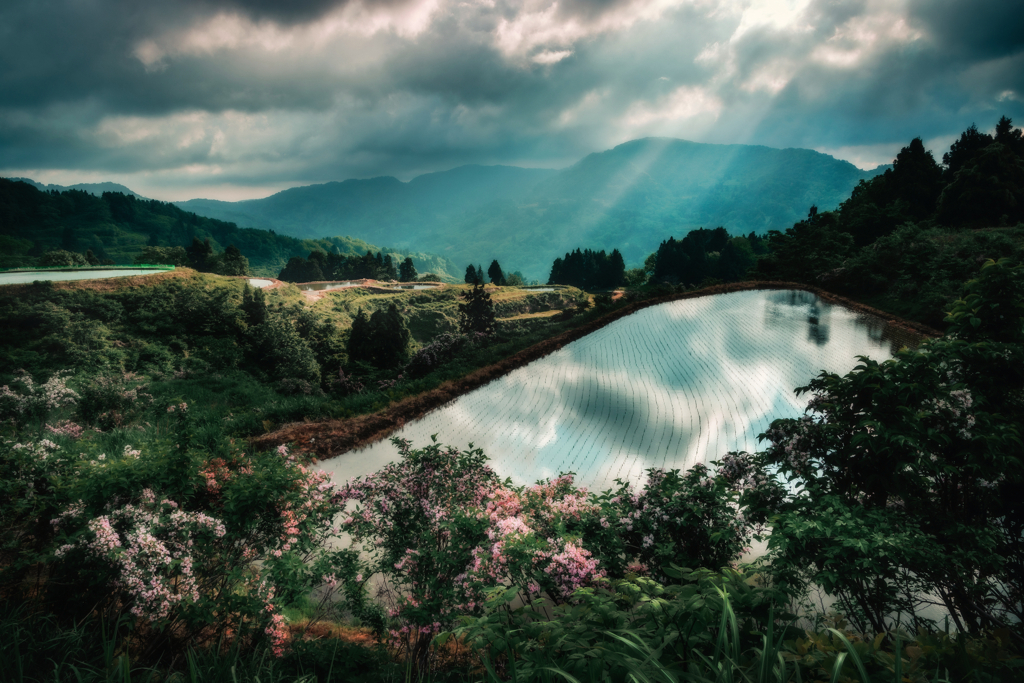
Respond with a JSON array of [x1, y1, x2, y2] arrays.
[[0, 179, 457, 278], [751, 115, 1024, 327], [546, 115, 1024, 328]]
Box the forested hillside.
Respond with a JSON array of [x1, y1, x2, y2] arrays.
[[175, 138, 885, 279], [753, 116, 1024, 328], [0, 179, 458, 278]]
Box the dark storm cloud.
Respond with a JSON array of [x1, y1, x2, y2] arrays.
[[909, 0, 1024, 60], [1, 0, 1023, 199]]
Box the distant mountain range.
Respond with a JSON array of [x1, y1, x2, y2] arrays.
[[9, 178, 143, 198], [175, 138, 886, 279]]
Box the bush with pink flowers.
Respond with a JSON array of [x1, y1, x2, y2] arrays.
[[2, 430, 358, 660]]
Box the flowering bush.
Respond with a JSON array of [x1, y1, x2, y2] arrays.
[[45, 419, 84, 439], [0, 370, 79, 427], [1, 433, 355, 659], [459, 474, 608, 604], [54, 488, 227, 621], [335, 438, 755, 675], [598, 464, 759, 583], [336, 437, 502, 670]]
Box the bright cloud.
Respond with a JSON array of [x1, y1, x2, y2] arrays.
[[0, 0, 1020, 200]]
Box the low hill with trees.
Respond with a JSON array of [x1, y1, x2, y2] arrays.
[[0, 178, 457, 278]]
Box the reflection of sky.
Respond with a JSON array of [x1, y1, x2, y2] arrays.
[[0, 269, 165, 285], [319, 290, 901, 492]]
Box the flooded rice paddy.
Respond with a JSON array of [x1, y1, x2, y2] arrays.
[[381, 283, 441, 291], [296, 281, 364, 291], [320, 289, 915, 491], [295, 281, 442, 292], [0, 268, 168, 285], [248, 278, 274, 288]]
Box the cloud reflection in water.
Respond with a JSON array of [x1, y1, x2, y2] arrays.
[[319, 290, 913, 491]]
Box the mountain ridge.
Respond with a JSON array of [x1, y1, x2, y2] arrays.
[[13, 139, 889, 279]]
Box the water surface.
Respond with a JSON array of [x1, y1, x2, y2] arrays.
[[296, 281, 364, 291], [320, 290, 914, 491], [0, 268, 167, 285]]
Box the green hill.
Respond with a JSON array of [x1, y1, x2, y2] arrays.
[[0, 178, 458, 278], [175, 139, 885, 279]]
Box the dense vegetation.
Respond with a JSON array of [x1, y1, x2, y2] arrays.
[[752, 116, 1024, 327], [0, 178, 457, 278], [547, 248, 626, 290], [2, 260, 1022, 681], [3, 117, 1024, 682]]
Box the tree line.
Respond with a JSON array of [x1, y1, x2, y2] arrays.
[[753, 114, 1024, 326], [277, 250, 419, 283], [0, 178, 449, 278]]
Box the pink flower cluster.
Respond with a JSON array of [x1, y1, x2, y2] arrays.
[[46, 420, 84, 439], [53, 488, 227, 622]]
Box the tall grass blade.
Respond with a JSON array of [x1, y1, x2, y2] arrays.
[[540, 668, 585, 683], [479, 655, 503, 683], [826, 629, 869, 683], [604, 628, 679, 681], [829, 652, 847, 683], [893, 633, 902, 683]]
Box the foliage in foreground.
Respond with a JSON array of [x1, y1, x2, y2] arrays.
[[2, 261, 1022, 681]]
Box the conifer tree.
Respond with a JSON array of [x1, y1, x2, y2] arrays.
[[458, 283, 495, 335], [347, 308, 374, 365], [465, 264, 479, 284], [487, 260, 505, 285]]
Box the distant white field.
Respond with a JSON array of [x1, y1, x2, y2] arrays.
[[0, 268, 167, 285], [320, 289, 911, 491]]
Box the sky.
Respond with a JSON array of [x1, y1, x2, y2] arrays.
[[1, 0, 1022, 201]]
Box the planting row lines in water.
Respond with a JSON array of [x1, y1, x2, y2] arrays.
[[320, 289, 912, 492]]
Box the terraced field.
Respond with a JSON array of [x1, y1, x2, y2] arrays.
[[319, 289, 917, 491], [0, 267, 170, 285]]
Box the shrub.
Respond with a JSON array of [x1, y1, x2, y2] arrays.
[[77, 371, 153, 430], [404, 332, 466, 378], [38, 250, 89, 267], [37, 438, 354, 660]]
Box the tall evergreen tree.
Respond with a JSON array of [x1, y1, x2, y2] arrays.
[[464, 264, 479, 284], [606, 249, 626, 288], [943, 124, 994, 179], [458, 283, 495, 335], [476, 265, 484, 284], [347, 308, 374, 365], [399, 257, 418, 282], [487, 260, 505, 285], [383, 254, 399, 280], [218, 244, 249, 276], [995, 116, 1024, 156], [186, 237, 214, 271]]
